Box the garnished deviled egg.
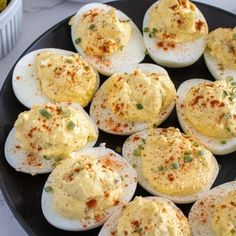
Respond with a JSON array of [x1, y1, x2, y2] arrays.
[[70, 3, 145, 76], [122, 127, 219, 203], [143, 0, 208, 68], [189, 181, 236, 236], [41, 147, 137, 231], [90, 63, 176, 135], [176, 78, 236, 155], [204, 27, 236, 81], [99, 196, 190, 236], [4, 103, 98, 175], [12, 48, 100, 108]]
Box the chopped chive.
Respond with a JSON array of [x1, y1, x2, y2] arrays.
[[119, 45, 124, 50], [134, 227, 143, 234], [39, 109, 52, 119], [226, 76, 234, 81], [220, 140, 227, 144], [233, 33, 236, 40], [184, 155, 193, 163], [136, 103, 144, 110], [115, 146, 122, 153], [198, 150, 205, 156], [184, 151, 192, 155], [74, 38, 81, 44], [152, 28, 158, 33], [67, 120, 75, 130], [66, 59, 73, 63], [141, 138, 146, 144], [227, 127, 231, 132], [132, 163, 137, 168], [44, 186, 53, 193], [63, 109, 71, 117], [84, 66, 90, 71], [89, 24, 95, 30], [193, 142, 199, 147], [138, 145, 144, 150], [222, 90, 228, 98], [231, 82, 236, 86], [143, 27, 149, 32], [43, 155, 51, 160], [171, 161, 179, 170], [133, 148, 141, 156]]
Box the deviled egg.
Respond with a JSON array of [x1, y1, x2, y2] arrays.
[[70, 3, 146, 76], [189, 181, 236, 236], [204, 27, 236, 81], [41, 147, 137, 231], [12, 48, 100, 108], [122, 127, 219, 203], [143, 0, 208, 68], [90, 63, 176, 135], [176, 78, 236, 155], [4, 102, 98, 175], [99, 196, 190, 235]]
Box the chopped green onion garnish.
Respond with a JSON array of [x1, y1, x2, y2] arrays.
[[221, 140, 227, 144], [222, 90, 228, 98], [115, 146, 122, 153], [119, 45, 124, 50], [136, 103, 144, 109], [141, 138, 146, 144], [132, 163, 137, 168], [43, 155, 51, 160], [63, 109, 71, 117], [138, 145, 144, 150], [143, 27, 149, 32], [231, 82, 236, 86], [133, 148, 141, 156], [184, 155, 193, 163], [67, 120, 75, 130], [193, 142, 199, 147], [184, 151, 192, 155], [39, 109, 52, 119], [226, 76, 234, 81], [134, 227, 143, 234], [74, 38, 81, 44], [44, 186, 53, 192], [158, 165, 166, 172], [66, 59, 73, 63], [89, 24, 95, 30], [227, 127, 231, 132], [198, 150, 205, 156], [152, 28, 158, 33], [171, 161, 179, 169]]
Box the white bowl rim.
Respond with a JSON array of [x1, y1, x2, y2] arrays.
[[0, 0, 19, 21]]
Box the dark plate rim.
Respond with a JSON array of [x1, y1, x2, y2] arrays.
[[0, 1, 236, 235]]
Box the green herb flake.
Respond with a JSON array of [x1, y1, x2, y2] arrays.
[[119, 45, 124, 50], [227, 127, 231, 132], [158, 165, 165, 172], [220, 140, 227, 144], [198, 150, 205, 156], [39, 109, 52, 119], [226, 76, 234, 82], [66, 59, 73, 63], [63, 109, 71, 117], [184, 151, 192, 155], [222, 90, 228, 98], [67, 120, 75, 130], [43, 155, 51, 160], [136, 103, 144, 110], [171, 161, 179, 170], [233, 33, 236, 40], [184, 155, 193, 163], [89, 24, 95, 30], [232, 82, 236, 86], [152, 28, 158, 33], [141, 138, 146, 144], [143, 27, 149, 32], [138, 145, 144, 150], [74, 38, 81, 44], [134, 227, 143, 234], [133, 148, 141, 156], [44, 186, 53, 193], [193, 142, 199, 147], [115, 146, 122, 153], [132, 163, 137, 168]]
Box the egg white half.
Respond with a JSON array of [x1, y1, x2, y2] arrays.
[[70, 3, 146, 76], [176, 78, 236, 155], [122, 128, 219, 204], [204, 51, 236, 81], [89, 63, 176, 135], [41, 146, 137, 231], [143, 1, 207, 68], [98, 196, 187, 236], [12, 48, 100, 109], [188, 181, 236, 236], [4, 102, 98, 175]]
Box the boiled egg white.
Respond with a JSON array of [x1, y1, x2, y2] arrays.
[[89, 63, 176, 135], [176, 78, 236, 155], [12, 48, 100, 109], [99, 196, 190, 236], [143, 0, 208, 68], [70, 3, 146, 76], [41, 146, 137, 231], [4, 102, 98, 175], [188, 181, 236, 236], [122, 127, 219, 204]]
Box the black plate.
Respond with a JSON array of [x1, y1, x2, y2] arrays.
[[0, 0, 236, 235]]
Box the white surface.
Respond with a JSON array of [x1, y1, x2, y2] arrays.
[[0, 0, 235, 235]]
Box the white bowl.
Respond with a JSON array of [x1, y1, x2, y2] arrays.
[[0, 0, 22, 59]]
